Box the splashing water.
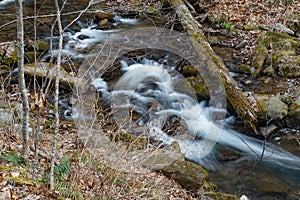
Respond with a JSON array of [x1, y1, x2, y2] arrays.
[[86, 59, 300, 174]]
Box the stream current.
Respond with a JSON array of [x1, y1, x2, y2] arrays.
[[1, 0, 300, 198]]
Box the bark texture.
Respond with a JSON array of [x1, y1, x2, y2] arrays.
[[16, 0, 30, 157], [170, 0, 257, 132]]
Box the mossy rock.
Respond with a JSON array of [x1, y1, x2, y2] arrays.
[[26, 40, 49, 52], [253, 31, 299, 78], [263, 64, 275, 76], [276, 54, 300, 78], [255, 94, 288, 120], [204, 192, 238, 200], [272, 50, 296, 66], [187, 76, 210, 100], [94, 11, 115, 21], [251, 45, 268, 78], [3, 46, 18, 67], [182, 65, 200, 76], [286, 103, 300, 128], [24, 51, 43, 63], [236, 64, 251, 74], [258, 31, 298, 50], [161, 159, 208, 191], [141, 142, 208, 191]]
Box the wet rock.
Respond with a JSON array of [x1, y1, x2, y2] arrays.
[[260, 124, 278, 137], [255, 94, 288, 121], [295, 89, 300, 104], [141, 142, 208, 191]]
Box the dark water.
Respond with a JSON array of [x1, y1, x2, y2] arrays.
[[0, 0, 90, 42], [1, 1, 300, 199]]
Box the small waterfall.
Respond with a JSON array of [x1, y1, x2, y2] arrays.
[[87, 59, 300, 172]]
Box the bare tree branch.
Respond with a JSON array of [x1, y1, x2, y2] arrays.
[[16, 0, 30, 159]]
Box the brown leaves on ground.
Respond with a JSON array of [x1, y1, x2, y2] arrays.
[[200, 0, 300, 28]]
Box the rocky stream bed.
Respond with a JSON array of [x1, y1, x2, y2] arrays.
[[0, 0, 300, 199]]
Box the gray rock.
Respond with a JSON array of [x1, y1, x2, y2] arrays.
[[141, 142, 208, 190], [255, 94, 288, 120], [273, 23, 295, 35], [294, 88, 300, 104]]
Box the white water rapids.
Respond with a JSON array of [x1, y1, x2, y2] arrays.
[[86, 59, 300, 173]]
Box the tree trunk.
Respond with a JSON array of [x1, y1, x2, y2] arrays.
[[169, 0, 257, 132], [50, 0, 63, 190], [16, 0, 30, 158]]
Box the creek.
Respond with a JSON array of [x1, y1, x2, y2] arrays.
[[1, 1, 300, 199]]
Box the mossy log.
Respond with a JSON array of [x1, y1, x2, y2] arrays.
[[170, 0, 257, 132]]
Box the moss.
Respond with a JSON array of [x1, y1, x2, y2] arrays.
[[205, 192, 239, 200], [272, 50, 295, 66], [224, 21, 231, 30], [258, 31, 298, 50], [182, 65, 199, 76], [244, 24, 256, 31], [161, 159, 209, 191], [207, 36, 219, 46], [187, 76, 210, 100], [200, 181, 218, 192], [24, 52, 43, 63], [0, 65, 9, 74], [237, 64, 251, 74], [251, 45, 268, 78], [3, 47, 18, 67], [263, 64, 275, 76], [33, 40, 49, 52], [288, 103, 300, 117], [8, 177, 35, 186]]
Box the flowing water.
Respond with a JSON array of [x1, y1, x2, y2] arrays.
[[1, 1, 300, 199], [85, 57, 300, 199]]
